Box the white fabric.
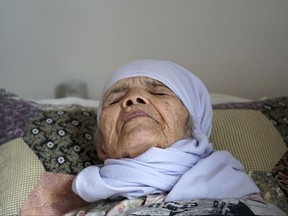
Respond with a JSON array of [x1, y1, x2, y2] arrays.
[[35, 97, 99, 107], [209, 93, 252, 105], [72, 60, 259, 202]]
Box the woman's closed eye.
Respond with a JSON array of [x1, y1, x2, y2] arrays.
[[150, 86, 173, 96], [151, 91, 167, 95], [104, 93, 125, 107]]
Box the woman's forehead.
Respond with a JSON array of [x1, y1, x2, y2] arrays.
[[104, 76, 166, 95]]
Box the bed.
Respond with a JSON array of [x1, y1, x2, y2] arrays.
[[1, 88, 287, 215]]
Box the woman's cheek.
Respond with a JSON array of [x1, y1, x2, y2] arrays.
[[100, 113, 118, 144]]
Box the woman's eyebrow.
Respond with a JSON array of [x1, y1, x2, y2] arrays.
[[144, 79, 166, 87]]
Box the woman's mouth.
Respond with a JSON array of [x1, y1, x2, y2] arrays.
[[124, 111, 150, 124]]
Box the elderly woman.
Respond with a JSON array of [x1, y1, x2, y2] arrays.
[[71, 60, 285, 215]]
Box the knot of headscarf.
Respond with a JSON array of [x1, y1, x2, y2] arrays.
[[72, 60, 259, 202]]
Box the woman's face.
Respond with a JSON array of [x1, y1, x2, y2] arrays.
[[97, 77, 191, 160]]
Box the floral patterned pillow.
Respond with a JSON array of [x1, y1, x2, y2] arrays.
[[22, 104, 101, 174]]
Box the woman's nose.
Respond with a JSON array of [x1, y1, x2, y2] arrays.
[[122, 90, 149, 108]]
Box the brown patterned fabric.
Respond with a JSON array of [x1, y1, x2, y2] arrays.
[[22, 105, 101, 175], [272, 151, 288, 204], [0, 89, 39, 145], [249, 171, 288, 212]]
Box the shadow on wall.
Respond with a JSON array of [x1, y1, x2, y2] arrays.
[[55, 80, 88, 99]]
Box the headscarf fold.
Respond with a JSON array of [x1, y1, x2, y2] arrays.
[[73, 60, 259, 202]]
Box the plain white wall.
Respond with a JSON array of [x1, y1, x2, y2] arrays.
[[0, 0, 287, 100]]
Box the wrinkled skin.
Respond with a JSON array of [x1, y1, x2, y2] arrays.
[[96, 77, 191, 160]]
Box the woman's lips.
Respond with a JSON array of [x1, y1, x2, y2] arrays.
[[123, 111, 150, 124]]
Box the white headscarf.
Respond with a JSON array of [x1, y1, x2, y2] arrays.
[[73, 60, 259, 202]]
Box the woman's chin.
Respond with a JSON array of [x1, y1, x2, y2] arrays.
[[114, 143, 154, 159]]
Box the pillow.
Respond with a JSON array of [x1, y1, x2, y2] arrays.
[[0, 88, 287, 215], [213, 97, 288, 206], [21, 104, 101, 175], [210, 109, 286, 171], [0, 138, 45, 215]]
